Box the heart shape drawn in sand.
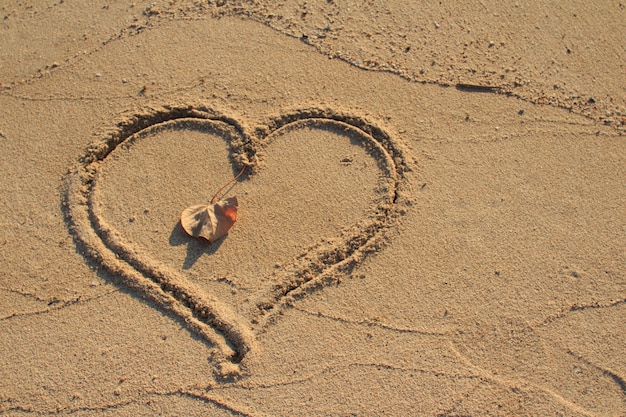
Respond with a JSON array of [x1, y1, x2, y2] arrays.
[[65, 105, 410, 366]]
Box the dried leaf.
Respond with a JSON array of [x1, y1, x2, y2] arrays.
[[181, 197, 238, 243]]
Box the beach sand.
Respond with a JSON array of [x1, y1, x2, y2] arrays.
[[1, 1, 624, 416]]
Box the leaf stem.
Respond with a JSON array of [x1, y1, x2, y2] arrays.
[[210, 165, 247, 204]]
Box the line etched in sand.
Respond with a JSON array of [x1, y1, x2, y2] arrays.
[[64, 104, 411, 364], [448, 341, 600, 417]]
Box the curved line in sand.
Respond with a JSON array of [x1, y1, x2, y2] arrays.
[[448, 341, 598, 417], [64, 104, 412, 363]]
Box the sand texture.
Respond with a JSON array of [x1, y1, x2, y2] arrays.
[[1, 1, 625, 416]]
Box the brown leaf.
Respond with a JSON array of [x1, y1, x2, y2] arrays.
[[180, 197, 238, 243]]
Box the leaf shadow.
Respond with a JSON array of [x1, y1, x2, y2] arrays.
[[169, 221, 226, 269]]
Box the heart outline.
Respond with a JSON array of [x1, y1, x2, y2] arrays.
[[65, 104, 411, 364]]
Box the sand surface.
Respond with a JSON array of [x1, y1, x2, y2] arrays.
[[1, 1, 625, 416]]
